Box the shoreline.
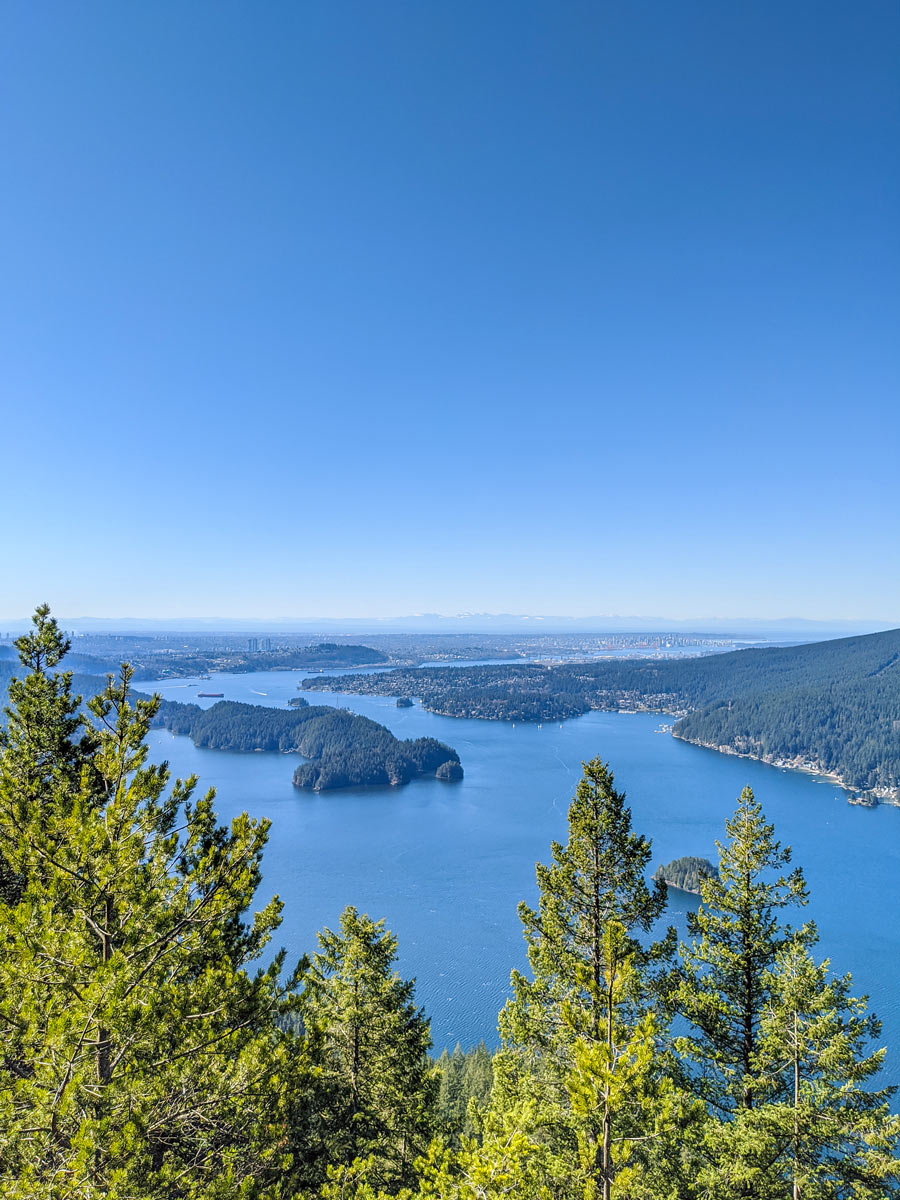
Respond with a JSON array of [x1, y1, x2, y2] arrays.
[[673, 732, 899, 809], [303, 679, 900, 810]]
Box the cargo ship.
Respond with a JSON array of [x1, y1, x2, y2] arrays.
[[197, 692, 224, 698]]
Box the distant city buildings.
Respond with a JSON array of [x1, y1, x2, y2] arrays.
[[261, 638, 272, 652], [248, 637, 258, 652]]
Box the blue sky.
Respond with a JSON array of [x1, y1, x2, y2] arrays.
[[1, 2, 897, 622]]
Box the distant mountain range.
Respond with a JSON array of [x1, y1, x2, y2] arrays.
[[0, 613, 895, 637]]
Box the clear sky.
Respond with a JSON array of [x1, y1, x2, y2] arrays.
[[1, 2, 897, 622]]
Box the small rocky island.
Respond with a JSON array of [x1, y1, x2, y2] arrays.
[[151, 698, 462, 792], [396, 696, 413, 707], [654, 856, 717, 895]]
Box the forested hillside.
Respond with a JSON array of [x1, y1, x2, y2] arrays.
[[303, 629, 900, 800], [674, 649, 900, 796]]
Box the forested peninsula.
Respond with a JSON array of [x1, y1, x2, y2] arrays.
[[151, 698, 463, 791], [301, 628, 900, 803]]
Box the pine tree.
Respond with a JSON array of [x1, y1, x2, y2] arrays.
[[0, 608, 309, 1199], [759, 935, 900, 1197], [0, 603, 91, 903], [497, 757, 695, 1200], [434, 1043, 494, 1146], [673, 785, 811, 1198], [301, 905, 436, 1192]]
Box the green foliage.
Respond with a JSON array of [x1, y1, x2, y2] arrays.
[[758, 938, 900, 1197], [2, 609, 898, 1198], [0, 605, 89, 905], [653, 856, 717, 894], [674, 786, 811, 1117], [0, 608, 310, 1199], [673, 786, 899, 1198], [300, 906, 436, 1193], [502, 759, 669, 1051], [433, 1043, 494, 1145], [496, 758, 692, 1200]]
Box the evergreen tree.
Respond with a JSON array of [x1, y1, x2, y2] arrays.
[[497, 757, 695, 1200], [0, 608, 309, 1199], [673, 786, 811, 1197], [0, 603, 91, 903], [434, 1043, 494, 1146], [301, 905, 436, 1192], [759, 935, 900, 1197]]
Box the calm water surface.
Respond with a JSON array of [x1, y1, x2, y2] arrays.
[[141, 669, 900, 1082]]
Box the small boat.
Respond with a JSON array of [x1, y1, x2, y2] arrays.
[[197, 692, 224, 698]]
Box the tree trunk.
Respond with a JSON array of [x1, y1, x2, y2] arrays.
[[793, 1009, 800, 1200], [96, 893, 112, 1086]]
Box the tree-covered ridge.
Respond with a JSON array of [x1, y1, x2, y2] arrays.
[[653, 855, 717, 894], [151, 698, 462, 791], [674, 669, 900, 796], [302, 628, 900, 799]]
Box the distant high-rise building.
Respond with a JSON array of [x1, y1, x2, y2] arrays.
[[261, 638, 272, 652], [248, 637, 259, 652]]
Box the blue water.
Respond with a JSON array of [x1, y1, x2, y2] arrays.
[[142, 670, 900, 1083]]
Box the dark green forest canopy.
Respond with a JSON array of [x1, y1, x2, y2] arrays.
[[302, 628, 900, 795], [151, 698, 462, 792], [654, 856, 718, 894]]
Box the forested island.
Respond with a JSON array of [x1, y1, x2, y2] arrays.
[[151, 698, 462, 791], [301, 627, 900, 803], [654, 856, 718, 894]]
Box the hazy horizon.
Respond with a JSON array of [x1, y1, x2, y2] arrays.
[[1, 610, 896, 638]]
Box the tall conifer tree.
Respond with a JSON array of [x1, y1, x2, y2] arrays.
[[673, 787, 811, 1197], [759, 931, 900, 1196], [0, 607, 309, 1199], [497, 757, 697, 1200], [301, 906, 436, 1193], [675, 787, 900, 1197]]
